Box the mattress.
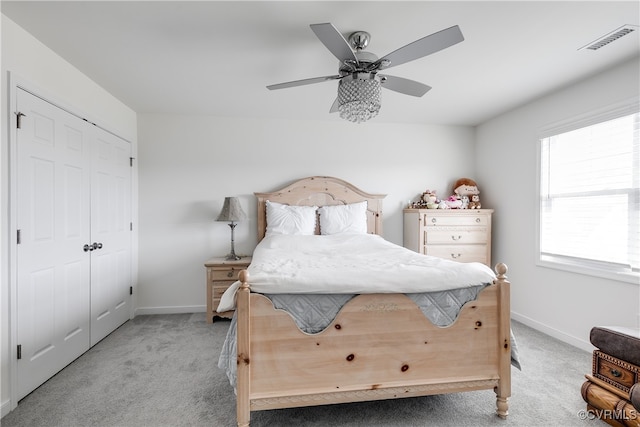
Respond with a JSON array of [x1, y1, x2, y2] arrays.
[[217, 234, 497, 313]]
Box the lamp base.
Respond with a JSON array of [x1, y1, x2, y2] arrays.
[[225, 253, 241, 261], [225, 222, 240, 261]]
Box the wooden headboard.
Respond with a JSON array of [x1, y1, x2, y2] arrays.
[[255, 176, 386, 241]]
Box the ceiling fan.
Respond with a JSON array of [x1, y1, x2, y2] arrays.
[[267, 23, 464, 123]]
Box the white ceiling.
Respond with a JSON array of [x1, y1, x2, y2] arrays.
[[3, 1, 639, 126]]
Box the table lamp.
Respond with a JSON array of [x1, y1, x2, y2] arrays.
[[216, 196, 247, 260]]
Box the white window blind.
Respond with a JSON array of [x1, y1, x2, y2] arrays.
[[539, 109, 639, 280]]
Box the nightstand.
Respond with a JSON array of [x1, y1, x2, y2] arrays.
[[204, 256, 252, 323]]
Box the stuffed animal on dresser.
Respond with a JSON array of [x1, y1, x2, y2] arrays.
[[468, 194, 481, 209], [453, 178, 481, 209]]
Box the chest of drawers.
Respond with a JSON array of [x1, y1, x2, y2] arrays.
[[403, 209, 493, 266], [204, 256, 251, 323]]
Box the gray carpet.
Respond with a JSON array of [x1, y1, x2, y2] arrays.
[[1, 313, 603, 427]]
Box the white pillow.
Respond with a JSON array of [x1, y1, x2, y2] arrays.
[[318, 201, 368, 235], [265, 201, 317, 236]]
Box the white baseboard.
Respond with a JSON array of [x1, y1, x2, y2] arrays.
[[134, 305, 205, 316], [511, 311, 594, 353], [1, 398, 12, 418]]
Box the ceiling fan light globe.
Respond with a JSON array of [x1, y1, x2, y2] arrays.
[[337, 74, 381, 123]]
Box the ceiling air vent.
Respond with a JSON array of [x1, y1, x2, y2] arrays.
[[579, 25, 638, 51]]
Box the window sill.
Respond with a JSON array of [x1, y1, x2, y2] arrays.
[[537, 258, 639, 285]]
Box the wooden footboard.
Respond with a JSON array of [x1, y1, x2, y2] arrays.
[[235, 264, 511, 427]]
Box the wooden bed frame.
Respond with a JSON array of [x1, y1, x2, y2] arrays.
[[234, 176, 511, 427]]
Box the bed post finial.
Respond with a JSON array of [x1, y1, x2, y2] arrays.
[[239, 270, 250, 286], [494, 263, 508, 281]]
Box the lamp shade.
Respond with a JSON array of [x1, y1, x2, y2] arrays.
[[216, 197, 247, 222]]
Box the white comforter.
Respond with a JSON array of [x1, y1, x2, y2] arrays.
[[217, 234, 496, 312]]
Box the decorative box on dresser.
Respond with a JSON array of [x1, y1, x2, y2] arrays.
[[403, 208, 493, 267], [204, 256, 252, 323]]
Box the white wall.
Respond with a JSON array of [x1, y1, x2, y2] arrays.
[[476, 57, 640, 351], [135, 115, 476, 312], [1, 15, 138, 416]]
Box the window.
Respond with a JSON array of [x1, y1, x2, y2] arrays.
[[538, 105, 639, 283]]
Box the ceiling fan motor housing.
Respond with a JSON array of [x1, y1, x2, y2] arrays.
[[339, 51, 379, 74]]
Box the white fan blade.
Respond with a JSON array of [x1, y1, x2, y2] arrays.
[[329, 98, 339, 113], [267, 75, 341, 90], [310, 23, 358, 64], [370, 25, 464, 71], [379, 75, 432, 97]]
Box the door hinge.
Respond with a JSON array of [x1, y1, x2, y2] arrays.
[[130, 286, 133, 295], [16, 112, 26, 129], [17, 345, 22, 360], [129, 157, 135, 167], [130, 222, 133, 231], [17, 229, 21, 244]]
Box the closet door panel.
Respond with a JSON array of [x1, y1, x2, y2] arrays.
[[89, 129, 131, 346], [16, 89, 91, 400]]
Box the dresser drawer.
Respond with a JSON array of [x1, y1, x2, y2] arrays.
[[423, 214, 489, 227], [425, 229, 487, 245], [210, 268, 243, 281], [593, 350, 639, 393], [425, 245, 488, 264]]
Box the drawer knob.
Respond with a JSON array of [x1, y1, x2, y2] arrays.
[[476, 218, 481, 223], [431, 218, 437, 223], [451, 235, 462, 241], [227, 271, 233, 278], [610, 369, 622, 378], [451, 253, 462, 259]]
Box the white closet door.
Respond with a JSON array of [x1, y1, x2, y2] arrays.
[[15, 88, 133, 399], [89, 127, 132, 346], [15, 88, 91, 399]]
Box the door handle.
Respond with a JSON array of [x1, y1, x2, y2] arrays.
[[84, 242, 104, 252]]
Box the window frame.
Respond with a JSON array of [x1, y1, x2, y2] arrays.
[[535, 98, 639, 285]]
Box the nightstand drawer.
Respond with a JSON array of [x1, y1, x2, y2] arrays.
[[210, 268, 243, 281], [425, 229, 487, 245], [593, 350, 639, 393], [213, 282, 234, 294]]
